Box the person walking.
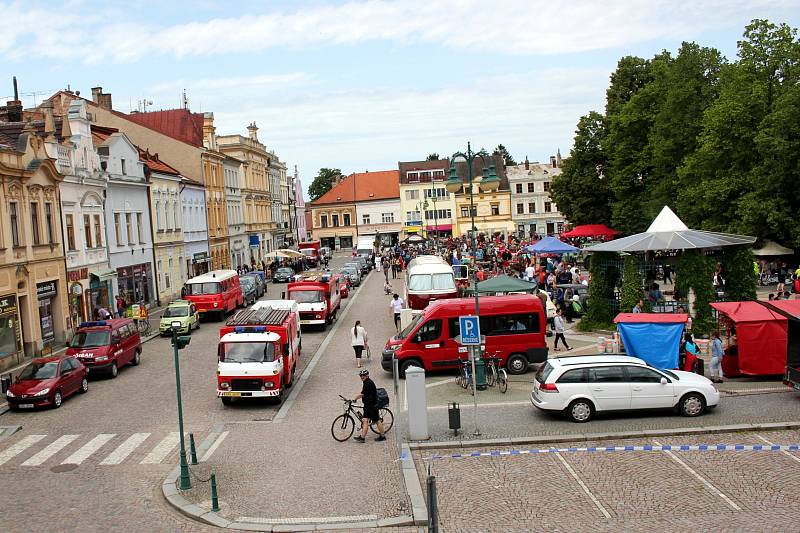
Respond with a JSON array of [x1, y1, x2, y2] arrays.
[[389, 293, 404, 331], [632, 299, 643, 314], [391, 257, 399, 279], [382, 257, 390, 282], [351, 320, 369, 369], [115, 295, 126, 318], [709, 332, 724, 383], [553, 308, 571, 351], [353, 369, 385, 442]]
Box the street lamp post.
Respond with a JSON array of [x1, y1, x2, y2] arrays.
[[445, 142, 500, 436], [170, 320, 192, 490], [430, 183, 440, 254]]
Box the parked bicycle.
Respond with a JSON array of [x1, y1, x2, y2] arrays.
[[331, 395, 394, 442], [484, 352, 508, 393]]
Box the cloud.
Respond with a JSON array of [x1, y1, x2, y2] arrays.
[[3, 0, 796, 62]]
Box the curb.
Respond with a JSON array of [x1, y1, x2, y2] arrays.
[[407, 421, 800, 451], [0, 425, 21, 442]]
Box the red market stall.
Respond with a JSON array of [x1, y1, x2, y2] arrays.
[[561, 224, 619, 239], [710, 301, 800, 377]]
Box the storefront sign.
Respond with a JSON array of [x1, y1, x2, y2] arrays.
[[67, 268, 89, 282], [193, 252, 208, 262], [0, 294, 18, 315], [249, 235, 260, 247], [36, 281, 57, 300]]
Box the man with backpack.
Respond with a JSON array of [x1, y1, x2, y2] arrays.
[[353, 369, 386, 442]]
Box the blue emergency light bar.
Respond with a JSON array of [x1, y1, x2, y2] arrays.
[[234, 326, 267, 333], [79, 321, 109, 328]]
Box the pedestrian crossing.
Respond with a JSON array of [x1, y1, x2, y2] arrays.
[[0, 431, 189, 468]]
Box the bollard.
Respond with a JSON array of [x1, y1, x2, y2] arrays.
[[427, 464, 439, 533], [210, 473, 220, 512], [189, 433, 198, 465], [405, 366, 429, 440], [448, 402, 461, 435]]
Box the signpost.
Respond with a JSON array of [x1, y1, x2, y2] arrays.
[[456, 315, 482, 436]]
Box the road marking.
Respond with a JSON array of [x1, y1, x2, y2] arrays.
[[140, 432, 183, 464], [62, 434, 117, 465], [426, 378, 455, 389], [22, 435, 80, 466], [99, 433, 150, 465], [652, 439, 741, 511], [756, 434, 800, 465], [200, 431, 229, 462], [555, 451, 611, 518], [0, 434, 47, 465]]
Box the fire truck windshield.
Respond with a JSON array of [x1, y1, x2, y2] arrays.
[[291, 290, 324, 304], [223, 342, 277, 363]]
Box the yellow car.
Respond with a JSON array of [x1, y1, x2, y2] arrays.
[[159, 300, 200, 336]]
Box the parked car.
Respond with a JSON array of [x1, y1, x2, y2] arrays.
[[244, 272, 266, 298], [530, 355, 720, 423], [339, 266, 361, 287], [6, 356, 88, 410], [273, 267, 296, 283], [159, 300, 200, 336], [240, 276, 258, 305], [351, 256, 370, 275], [65, 319, 142, 378]]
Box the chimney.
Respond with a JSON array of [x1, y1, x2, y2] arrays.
[[203, 112, 216, 150], [247, 121, 258, 141], [3, 76, 23, 122], [91, 87, 113, 110], [550, 155, 557, 168], [42, 100, 56, 141], [524, 156, 529, 171]]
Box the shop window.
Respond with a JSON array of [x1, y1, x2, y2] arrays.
[[31, 202, 41, 245], [94, 215, 102, 247], [10, 202, 20, 247], [84, 214, 93, 248], [45, 203, 54, 244], [65, 214, 76, 251]]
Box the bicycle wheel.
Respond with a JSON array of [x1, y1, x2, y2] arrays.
[[331, 414, 356, 441], [460, 370, 469, 389], [497, 369, 508, 394], [485, 364, 496, 387], [370, 408, 394, 434]]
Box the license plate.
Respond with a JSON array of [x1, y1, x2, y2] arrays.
[[18, 404, 34, 408], [222, 391, 240, 397], [300, 320, 311, 325]]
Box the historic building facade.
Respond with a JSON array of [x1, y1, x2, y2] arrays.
[[507, 153, 566, 237], [398, 160, 456, 240], [224, 155, 247, 270]]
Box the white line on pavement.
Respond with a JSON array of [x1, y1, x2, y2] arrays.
[[652, 439, 741, 511], [200, 431, 229, 462], [140, 432, 183, 464], [555, 451, 611, 519], [21, 435, 80, 466], [756, 434, 800, 465], [62, 434, 117, 465], [0, 434, 47, 465], [99, 433, 150, 465], [425, 378, 456, 389]]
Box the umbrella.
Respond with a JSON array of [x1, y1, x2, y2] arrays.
[[587, 206, 755, 252], [561, 224, 618, 238], [525, 236, 580, 254], [269, 250, 292, 259], [752, 240, 794, 256], [403, 234, 426, 244], [277, 248, 304, 258]]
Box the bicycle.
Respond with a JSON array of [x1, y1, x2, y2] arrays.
[[483, 352, 508, 394], [455, 358, 475, 395], [331, 395, 394, 442], [135, 317, 152, 337]]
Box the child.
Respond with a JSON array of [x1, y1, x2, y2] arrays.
[[383, 280, 392, 295]]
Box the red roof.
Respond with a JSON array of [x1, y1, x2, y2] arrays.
[[125, 109, 205, 147], [311, 170, 399, 205], [766, 299, 800, 318], [90, 125, 118, 146], [614, 313, 689, 324], [710, 301, 799, 323], [561, 224, 619, 238], [138, 148, 180, 175]]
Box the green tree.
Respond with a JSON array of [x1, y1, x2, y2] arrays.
[[675, 250, 716, 333], [308, 168, 342, 201], [619, 256, 644, 314], [578, 252, 620, 332], [550, 112, 612, 226], [720, 246, 758, 301], [493, 144, 516, 166], [426, 153, 440, 161]]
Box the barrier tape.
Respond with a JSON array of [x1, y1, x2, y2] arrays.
[[411, 443, 800, 461]]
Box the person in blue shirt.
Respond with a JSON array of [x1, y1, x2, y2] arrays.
[[709, 332, 724, 383]]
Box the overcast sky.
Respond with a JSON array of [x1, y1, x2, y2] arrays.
[[2, 0, 798, 197]]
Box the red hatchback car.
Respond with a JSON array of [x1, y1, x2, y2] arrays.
[[5, 356, 88, 410]]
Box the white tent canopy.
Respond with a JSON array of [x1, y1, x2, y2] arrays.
[[587, 206, 756, 252], [753, 240, 794, 256]]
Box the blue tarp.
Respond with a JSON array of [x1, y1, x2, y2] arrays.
[[525, 236, 580, 254], [616, 322, 684, 369]]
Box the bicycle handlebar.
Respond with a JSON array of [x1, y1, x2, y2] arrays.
[[338, 394, 352, 403]]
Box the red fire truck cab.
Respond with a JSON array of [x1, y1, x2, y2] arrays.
[[298, 240, 321, 267], [287, 272, 341, 330]]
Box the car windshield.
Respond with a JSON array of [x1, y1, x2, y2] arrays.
[[223, 342, 277, 363], [649, 364, 679, 380], [70, 330, 110, 348], [163, 307, 189, 318], [301, 249, 315, 257], [18, 361, 59, 380], [186, 282, 220, 295], [291, 290, 324, 303], [397, 313, 425, 340], [277, 268, 293, 275], [535, 362, 555, 384], [408, 273, 455, 291], [240, 278, 254, 289]]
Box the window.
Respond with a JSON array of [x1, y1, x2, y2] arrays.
[[460, 207, 468, 217], [31, 202, 41, 245], [588, 366, 626, 383], [415, 319, 442, 342], [83, 214, 92, 248], [114, 213, 122, 244], [449, 313, 540, 336], [408, 274, 455, 291], [529, 202, 536, 213], [515, 183, 522, 194], [362, 214, 370, 224], [126, 213, 133, 244], [343, 213, 350, 226], [45, 203, 54, 244], [406, 211, 420, 222], [543, 181, 550, 192], [424, 188, 447, 199], [320, 215, 328, 228], [121, 158, 127, 175], [545, 202, 552, 213], [10, 202, 20, 247], [491, 204, 500, 216], [332, 214, 339, 227], [516, 204, 524, 215], [65, 214, 76, 250], [528, 183, 535, 193], [94, 215, 102, 247], [625, 366, 665, 383], [137, 213, 144, 243], [382, 212, 394, 223], [166, 258, 172, 289], [405, 190, 419, 200], [557, 369, 588, 383]]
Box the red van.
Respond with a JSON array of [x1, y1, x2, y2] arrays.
[[184, 269, 244, 321], [66, 319, 142, 378], [382, 295, 548, 376]]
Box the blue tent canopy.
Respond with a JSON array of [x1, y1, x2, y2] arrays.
[[525, 236, 580, 254], [616, 322, 684, 369]]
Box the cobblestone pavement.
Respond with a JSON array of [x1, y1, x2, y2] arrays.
[[179, 259, 411, 523], [414, 429, 800, 532]]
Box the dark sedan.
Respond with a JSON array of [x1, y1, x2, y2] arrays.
[[273, 267, 296, 283]]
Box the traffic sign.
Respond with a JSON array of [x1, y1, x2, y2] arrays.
[[458, 315, 481, 345]]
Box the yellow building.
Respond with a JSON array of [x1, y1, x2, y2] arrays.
[[450, 154, 515, 238]]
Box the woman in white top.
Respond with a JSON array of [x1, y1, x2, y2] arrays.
[[351, 320, 369, 368]]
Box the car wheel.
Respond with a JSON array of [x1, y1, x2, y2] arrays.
[[131, 349, 141, 366], [109, 362, 118, 379], [679, 393, 705, 417], [506, 354, 529, 375], [399, 359, 422, 378], [53, 390, 63, 409], [221, 396, 233, 406], [80, 377, 89, 393], [566, 399, 593, 423]]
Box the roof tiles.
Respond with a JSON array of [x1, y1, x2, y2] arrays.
[[310, 170, 399, 205]]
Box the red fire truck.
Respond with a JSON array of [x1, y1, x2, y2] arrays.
[[287, 271, 341, 330], [298, 240, 321, 267]]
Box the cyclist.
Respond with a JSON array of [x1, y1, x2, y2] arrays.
[[353, 369, 385, 442]]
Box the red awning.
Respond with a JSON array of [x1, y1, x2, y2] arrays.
[[614, 313, 688, 324], [426, 224, 452, 231], [710, 301, 787, 323], [561, 224, 619, 238], [764, 299, 800, 318]]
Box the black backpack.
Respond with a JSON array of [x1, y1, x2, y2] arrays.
[[376, 387, 389, 408]]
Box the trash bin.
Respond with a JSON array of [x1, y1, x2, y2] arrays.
[[448, 402, 461, 435], [474, 358, 487, 390]]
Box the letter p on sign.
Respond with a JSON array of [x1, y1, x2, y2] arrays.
[[459, 315, 480, 345]]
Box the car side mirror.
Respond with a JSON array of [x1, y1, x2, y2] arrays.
[[660, 377, 668, 385]]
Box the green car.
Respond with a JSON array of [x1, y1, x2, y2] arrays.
[[159, 300, 200, 336]]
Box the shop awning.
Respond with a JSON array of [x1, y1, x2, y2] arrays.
[[426, 224, 452, 231], [91, 269, 117, 282]]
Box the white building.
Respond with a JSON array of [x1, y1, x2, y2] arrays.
[[224, 156, 247, 269], [355, 197, 402, 247], [508, 153, 566, 237], [293, 166, 307, 245], [181, 179, 210, 277], [269, 155, 287, 250]]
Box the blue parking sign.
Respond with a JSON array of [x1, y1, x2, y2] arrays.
[[459, 315, 481, 345]]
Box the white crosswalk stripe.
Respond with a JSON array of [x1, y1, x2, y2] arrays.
[[62, 434, 117, 465], [0, 434, 47, 465], [99, 433, 151, 465], [22, 435, 80, 466], [140, 432, 183, 464]]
